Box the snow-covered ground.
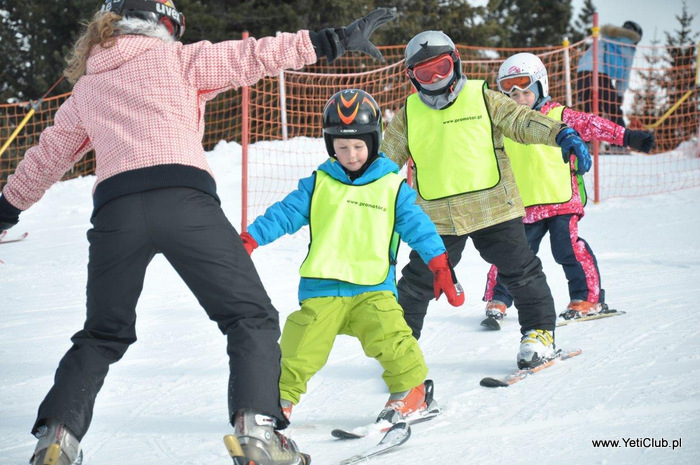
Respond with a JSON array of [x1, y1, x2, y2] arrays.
[[1, 140, 699, 465]]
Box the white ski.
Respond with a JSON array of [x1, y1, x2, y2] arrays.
[[331, 407, 440, 439], [335, 421, 411, 465]]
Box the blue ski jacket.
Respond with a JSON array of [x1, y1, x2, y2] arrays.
[[247, 154, 446, 303]]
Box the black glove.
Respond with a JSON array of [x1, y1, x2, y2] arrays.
[[309, 7, 397, 63], [623, 129, 655, 153], [0, 195, 21, 231]]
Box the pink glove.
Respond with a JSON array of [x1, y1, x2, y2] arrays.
[[240, 232, 258, 255], [427, 252, 465, 307]]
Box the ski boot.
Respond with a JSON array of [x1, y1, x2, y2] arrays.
[[517, 329, 555, 369], [224, 410, 309, 465], [560, 300, 605, 320], [481, 300, 507, 330], [376, 379, 439, 424], [30, 421, 83, 465]]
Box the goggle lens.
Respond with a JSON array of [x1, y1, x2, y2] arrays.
[[412, 55, 454, 84], [498, 74, 534, 93]]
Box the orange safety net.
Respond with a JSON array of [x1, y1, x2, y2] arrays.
[[2, 39, 698, 224]]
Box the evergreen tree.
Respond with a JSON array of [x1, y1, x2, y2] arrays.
[[656, 0, 698, 150], [177, 0, 360, 43], [630, 36, 665, 133], [374, 0, 492, 47], [568, 0, 596, 43], [484, 0, 574, 48], [1, 0, 95, 101]]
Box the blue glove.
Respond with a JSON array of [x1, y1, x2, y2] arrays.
[[556, 128, 591, 175]]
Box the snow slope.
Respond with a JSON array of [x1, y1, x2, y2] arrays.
[[1, 140, 699, 465]]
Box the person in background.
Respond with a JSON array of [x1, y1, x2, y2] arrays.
[[0, 1, 396, 464], [576, 20, 643, 128], [482, 52, 655, 326], [380, 30, 592, 370], [241, 89, 463, 427]]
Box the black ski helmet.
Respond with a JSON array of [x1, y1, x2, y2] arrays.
[[404, 31, 462, 96], [322, 89, 383, 159], [100, 0, 186, 40], [622, 21, 643, 42]]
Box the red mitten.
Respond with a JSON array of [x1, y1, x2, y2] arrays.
[[427, 252, 465, 307], [240, 232, 258, 255]]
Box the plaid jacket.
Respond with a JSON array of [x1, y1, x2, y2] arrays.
[[381, 88, 565, 235]]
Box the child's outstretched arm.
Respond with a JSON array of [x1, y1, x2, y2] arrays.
[[244, 174, 315, 250], [561, 106, 655, 153]]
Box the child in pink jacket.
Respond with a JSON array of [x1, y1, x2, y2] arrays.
[[482, 52, 654, 328], [0, 1, 395, 464]]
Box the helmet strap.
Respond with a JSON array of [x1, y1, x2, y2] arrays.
[[530, 82, 551, 110]]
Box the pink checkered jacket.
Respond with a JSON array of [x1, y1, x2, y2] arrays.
[[3, 32, 317, 212]]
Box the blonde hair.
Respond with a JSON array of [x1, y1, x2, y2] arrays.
[[64, 11, 121, 84]]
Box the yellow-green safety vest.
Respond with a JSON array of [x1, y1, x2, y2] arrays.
[[504, 106, 584, 207], [299, 169, 404, 285], [406, 80, 500, 200]]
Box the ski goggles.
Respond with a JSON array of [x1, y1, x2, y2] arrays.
[[497, 73, 534, 94], [408, 54, 454, 84]]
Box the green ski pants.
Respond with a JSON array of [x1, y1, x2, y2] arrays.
[[279, 291, 428, 404]]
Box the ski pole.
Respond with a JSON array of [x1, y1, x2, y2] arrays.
[[0, 103, 38, 158], [0, 76, 65, 158]]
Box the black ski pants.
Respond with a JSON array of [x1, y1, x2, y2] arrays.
[[32, 188, 286, 440], [397, 217, 556, 339]]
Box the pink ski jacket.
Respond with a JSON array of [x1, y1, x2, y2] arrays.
[[3, 32, 317, 212], [523, 100, 626, 223]]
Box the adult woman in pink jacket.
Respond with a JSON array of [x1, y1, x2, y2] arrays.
[[0, 1, 395, 464]]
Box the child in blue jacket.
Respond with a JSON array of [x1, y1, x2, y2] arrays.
[[240, 89, 464, 425]]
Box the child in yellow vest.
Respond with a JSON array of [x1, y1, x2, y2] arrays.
[[240, 89, 464, 425], [482, 53, 654, 326]]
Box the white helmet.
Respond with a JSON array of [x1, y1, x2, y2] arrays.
[[497, 53, 549, 101]]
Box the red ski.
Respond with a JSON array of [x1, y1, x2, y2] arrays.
[[480, 349, 582, 388], [0, 231, 28, 244]]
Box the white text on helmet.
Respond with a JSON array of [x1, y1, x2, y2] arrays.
[[155, 3, 180, 21]]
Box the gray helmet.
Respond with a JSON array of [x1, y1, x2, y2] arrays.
[[405, 31, 462, 96]]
